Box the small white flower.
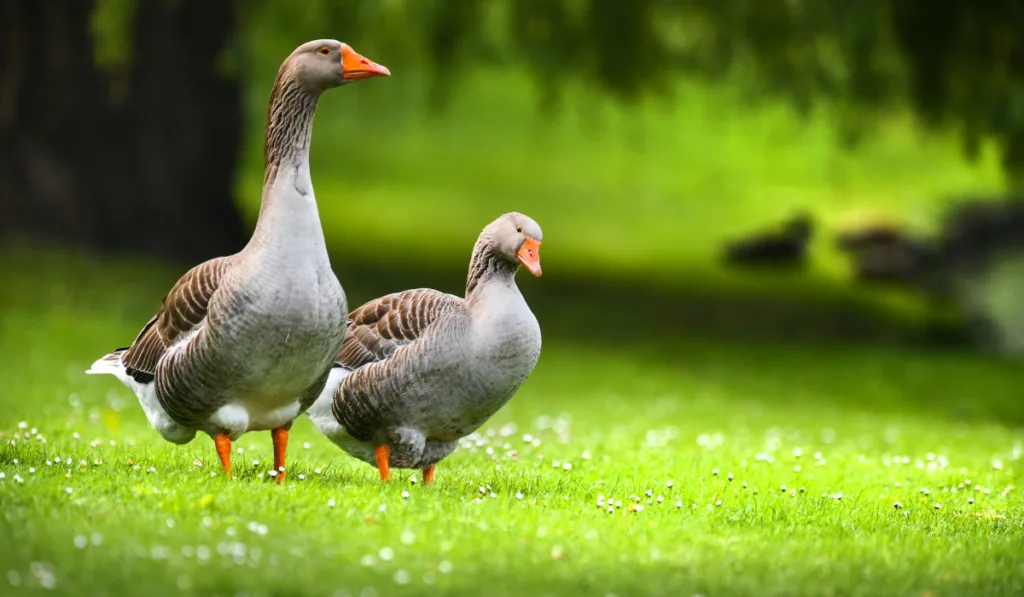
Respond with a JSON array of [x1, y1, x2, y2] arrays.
[[515, 492, 523, 500], [712, 468, 719, 476], [401, 491, 409, 500], [298, 474, 306, 480], [656, 496, 663, 503], [666, 480, 674, 488], [303, 442, 311, 449], [64, 487, 72, 494], [379, 547, 394, 561], [675, 500, 682, 508], [378, 504, 387, 512], [314, 468, 322, 474], [727, 473, 734, 481], [438, 560, 453, 574], [74, 535, 88, 549], [327, 499, 336, 508], [893, 502, 902, 509], [562, 462, 572, 471], [393, 570, 410, 585], [934, 503, 942, 510]]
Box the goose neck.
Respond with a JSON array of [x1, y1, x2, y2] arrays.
[[465, 238, 518, 299]]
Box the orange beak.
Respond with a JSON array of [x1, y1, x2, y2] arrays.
[[341, 45, 391, 80], [517, 237, 542, 277]]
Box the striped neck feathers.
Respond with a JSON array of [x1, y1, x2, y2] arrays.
[[466, 236, 519, 297], [261, 69, 320, 194]]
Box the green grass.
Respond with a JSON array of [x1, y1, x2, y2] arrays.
[[237, 67, 1006, 287], [3, 250, 1024, 596]]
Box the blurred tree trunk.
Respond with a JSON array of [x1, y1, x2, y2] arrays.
[[0, 0, 246, 262]]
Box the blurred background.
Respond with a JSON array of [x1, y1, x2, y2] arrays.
[[3, 0, 1024, 369]]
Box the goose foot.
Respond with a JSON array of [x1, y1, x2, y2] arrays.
[[271, 427, 288, 485], [375, 445, 391, 481], [214, 434, 232, 478], [422, 465, 436, 485]]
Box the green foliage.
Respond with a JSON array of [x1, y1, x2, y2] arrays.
[[87, 0, 1024, 179], [238, 0, 1024, 183], [89, 0, 137, 71], [2, 250, 1024, 596]]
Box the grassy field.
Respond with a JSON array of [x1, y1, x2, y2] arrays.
[[2, 64, 1022, 595], [236, 66, 1005, 286], [2, 250, 1024, 596]]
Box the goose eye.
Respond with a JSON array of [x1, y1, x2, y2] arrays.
[[318, 47, 331, 56], [516, 226, 523, 233]]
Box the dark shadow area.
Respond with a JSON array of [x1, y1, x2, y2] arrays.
[[331, 247, 966, 351]]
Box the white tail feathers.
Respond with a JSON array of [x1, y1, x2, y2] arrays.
[[86, 353, 124, 376]]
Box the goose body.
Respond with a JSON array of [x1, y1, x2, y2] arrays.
[[306, 213, 543, 482], [86, 40, 390, 480]]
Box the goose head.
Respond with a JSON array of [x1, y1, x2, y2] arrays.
[[485, 212, 544, 277], [285, 39, 391, 92]]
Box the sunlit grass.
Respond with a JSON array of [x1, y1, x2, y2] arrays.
[[237, 69, 1004, 286], [2, 251, 1023, 596]]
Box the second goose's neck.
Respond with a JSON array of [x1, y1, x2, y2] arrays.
[[465, 238, 518, 300], [247, 72, 325, 258]]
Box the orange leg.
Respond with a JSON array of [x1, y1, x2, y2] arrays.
[[214, 434, 232, 478], [271, 427, 288, 485], [422, 465, 436, 485], [375, 445, 391, 481]]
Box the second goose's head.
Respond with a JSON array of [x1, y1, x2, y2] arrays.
[[483, 212, 544, 277], [284, 40, 391, 92]]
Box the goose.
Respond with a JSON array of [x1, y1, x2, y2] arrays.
[[306, 212, 543, 484], [86, 40, 390, 483]]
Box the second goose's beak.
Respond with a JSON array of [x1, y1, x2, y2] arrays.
[[517, 238, 542, 277], [341, 45, 391, 80]]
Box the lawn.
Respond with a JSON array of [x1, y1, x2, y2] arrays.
[[2, 249, 1023, 597], [235, 66, 1006, 287], [2, 62, 1021, 596]]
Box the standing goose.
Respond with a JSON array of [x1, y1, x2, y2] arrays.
[[306, 213, 544, 484], [86, 40, 390, 482]]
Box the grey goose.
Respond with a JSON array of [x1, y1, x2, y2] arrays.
[[306, 213, 543, 484], [87, 40, 390, 482]]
